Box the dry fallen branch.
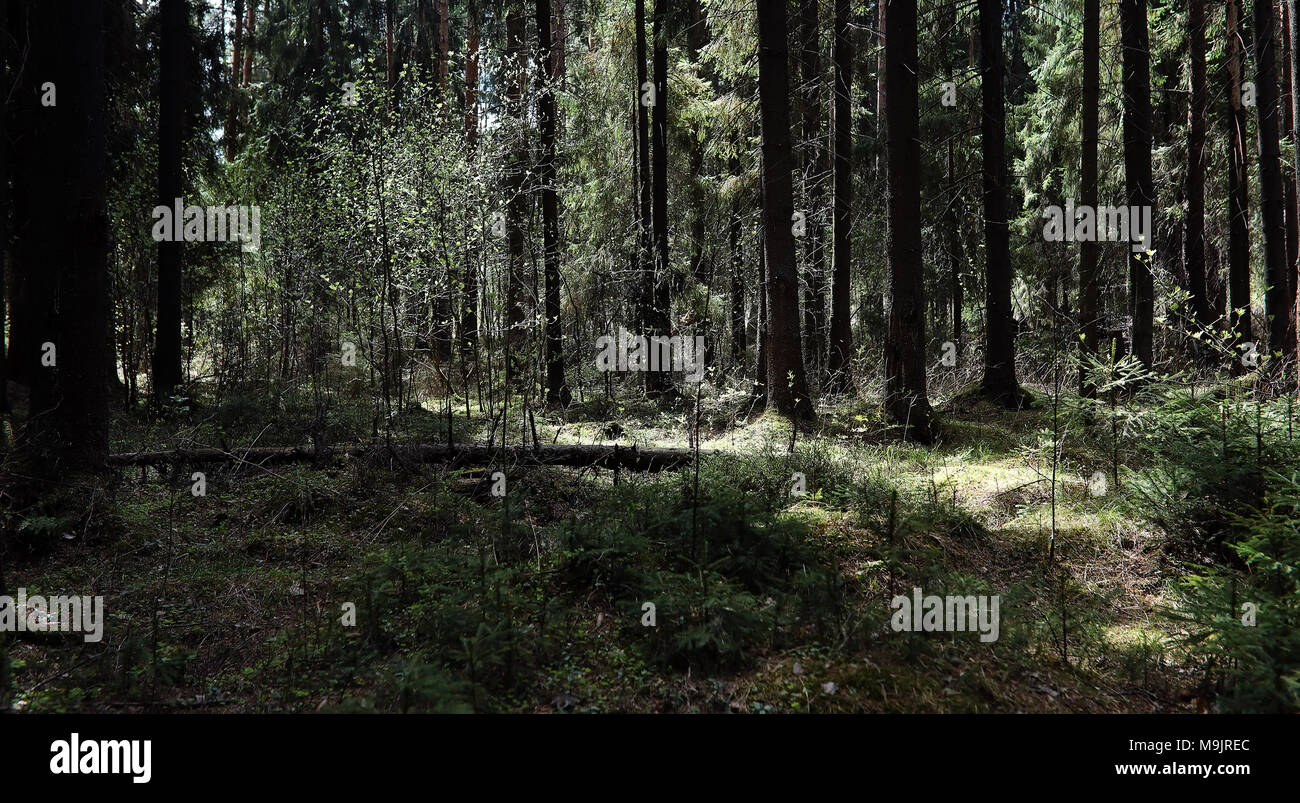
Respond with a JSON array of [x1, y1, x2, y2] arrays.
[[107, 443, 712, 472]]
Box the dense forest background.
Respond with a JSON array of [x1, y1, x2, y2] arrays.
[[0, 0, 1298, 714]]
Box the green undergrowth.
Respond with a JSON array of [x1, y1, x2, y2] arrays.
[[3, 378, 1291, 713]]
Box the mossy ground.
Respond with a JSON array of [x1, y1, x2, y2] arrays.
[[3, 375, 1203, 713]]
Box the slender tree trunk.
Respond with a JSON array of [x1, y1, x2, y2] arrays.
[[440, 0, 450, 92], [1185, 0, 1213, 331], [757, 0, 812, 420], [226, 0, 243, 160], [461, 0, 480, 362], [946, 137, 964, 348], [154, 0, 186, 401], [1291, 0, 1300, 357], [730, 170, 747, 367], [826, 0, 854, 392], [537, 0, 570, 405], [799, 0, 826, 381], [883, 0, 932, 440], [243, 0, 254, 86], [634, 0, 654, 369], [647, 0, 671, 397], [505, 4, 528, 386], [686, 0, 709, 286], [1255, 0, 1294, 365], [755, 229, 768, 404], [978, 0, 1023, 405], [385, 0, 397, 90], [0, 4, 7, 414], [1282, 1, 1299, 355], [1120, 0, 1155, 371], [556, 0, 567, 81], [876, 0, 886, 168], [1228, 0, 1253, 367]]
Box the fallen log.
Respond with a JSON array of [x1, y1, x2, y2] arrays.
[[107, 443, 712, 472]]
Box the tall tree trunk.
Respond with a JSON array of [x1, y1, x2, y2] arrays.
[[0, 3, 7, 414], [7, 2, 41, 390], [729, 161, 747, 368], [440, 0, 450, 92], [825, 0, 854, 392], [1291, 0, 1300, 356], [1120, 0, 1155, 371], [556, 0, 566, 80], [153, 0, 186, 401], [1228, 0, 1253, 367], [23, 0, 110, 473], [686, 0, 709, 286], [243, 0, 254, 86], [505, 3, 528, 386], [461, 0, 480, 362], [1282, 1, 1299, 354], [647, 0, 671, 397], [978, 0, 1023, 406], [537, 0, 570, 405], [756, 0, 812, 420], [1255, 0, 1294, 365], [385, 0, 396, 90], [0, 0, 8, 711], [946, 137, 964, 348], [634, 0, 654, 371], [226, 0, 243, 160], [1185, 0, 1213, 331], [883, 0, 932, 440], [799, 0, 826, 381], [876, 0, 886, 168], [755, 229, 768, 403]]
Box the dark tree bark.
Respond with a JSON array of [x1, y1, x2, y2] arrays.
[[1282, 1, 1299, 354], [799, 0, 827, 380], [1184, 0, 1214, 331], [384, 0, 396, 90], [876, 0, 886, 157], [1255, 0, 1294, 364], [58, 0, 110, 466], [153, 0, 186, 401], [647, 0, 671, 397], [1227, 0, 1254, 366], [440, 0, 450, 92], [0, 2, 7, 414], [882, 0, 932, 440], [1291, 0, 1300, 355], [940, 0, 963, 352], [461, 0, 480, 361], [634, 0, 654, 370], [1120, 0, 1155, 371], [946, 137, 964, 348], [243, 0, 254, 86], [7, 2, 43, 390], [825, 0, 854, 393], [21, 0, 110, 473], [755, 229, 768, 403], [757, 0, 813, 420], [537, 0, 570, 405], [686, 0, 710, 286], [555, 0, 566, 80], [729, 153, 748, 368], [977, 0, 1023, 406], [504, 4, 528, 385], [226, 0, 243, 161], [1079, 0, 1101, 392]]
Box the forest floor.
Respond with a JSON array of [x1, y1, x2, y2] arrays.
[[3, 375, 1207, 713]]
